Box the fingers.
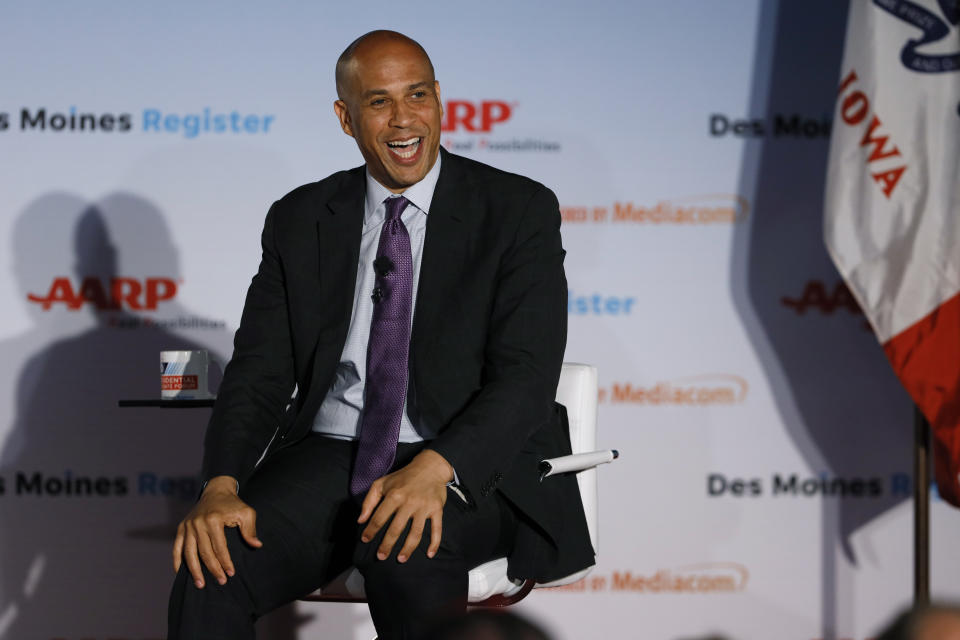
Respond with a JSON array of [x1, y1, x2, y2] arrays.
[[361, 494, 397, 544], [396, 514, 426, 563], [183, 527, 205, 588], [195, 521, 228, 586], [357, 480, 384, 525], [376, 505, 414, 560], [173, 522, 185, 573], [237, 508, 263, 549], [208, 520, 235, 580], [427, 513, 443, 559], [172, 495, 263, 589], [359, 468, 449, 562]]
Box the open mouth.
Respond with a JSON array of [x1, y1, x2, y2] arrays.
[[386, 137, 422, 160]]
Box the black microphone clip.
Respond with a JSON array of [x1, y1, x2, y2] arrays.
[[373, 256, 395, 278], [371, 286, 384, 304]]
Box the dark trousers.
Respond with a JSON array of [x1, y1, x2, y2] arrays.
[[168, 434, 518, 640]]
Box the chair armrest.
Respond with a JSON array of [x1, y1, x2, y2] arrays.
[[539, 449, 619, 480]]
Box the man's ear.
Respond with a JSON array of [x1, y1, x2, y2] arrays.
[[333, 100, 354, 138], [435, 81, 443, 121]]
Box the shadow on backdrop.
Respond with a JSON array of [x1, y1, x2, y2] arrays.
[[731, 1, 916, 637], [0, 193, 337, 639]]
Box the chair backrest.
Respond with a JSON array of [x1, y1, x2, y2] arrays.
[[555, 363, 599, 554]]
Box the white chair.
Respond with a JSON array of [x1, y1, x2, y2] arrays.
[[302, 362, 616, 606]]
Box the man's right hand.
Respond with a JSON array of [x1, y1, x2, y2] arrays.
[[172, 475, 263, 588]]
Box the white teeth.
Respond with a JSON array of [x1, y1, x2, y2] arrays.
[[387, 137, 421, 159], [387, 137, 420, 148]]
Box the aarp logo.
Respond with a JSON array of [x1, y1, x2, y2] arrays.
[[441, 100, 514, 132], [27, 276, 178, 311]]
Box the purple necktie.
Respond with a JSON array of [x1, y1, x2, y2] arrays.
[[351, 196, 414, 497]]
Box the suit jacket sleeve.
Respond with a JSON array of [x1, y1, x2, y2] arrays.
[[202, 201, 297, 487], [426, 184, 567, 500]]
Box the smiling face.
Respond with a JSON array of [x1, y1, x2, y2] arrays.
[[334, 36, 443, 193]]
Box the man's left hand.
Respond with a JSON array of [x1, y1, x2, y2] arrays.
[[358, 449, 454, 563]]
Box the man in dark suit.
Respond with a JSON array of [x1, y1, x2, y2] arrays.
[[168, 30, 593, 640]]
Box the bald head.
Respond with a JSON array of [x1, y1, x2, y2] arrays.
[[331, 29, 443, 193], [335, 30, 435, 101], [878, 605, 960, 640]]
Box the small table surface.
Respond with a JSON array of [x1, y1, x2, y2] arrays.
[[118, 398, 216, 408]]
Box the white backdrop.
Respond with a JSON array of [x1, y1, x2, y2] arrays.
[[1, 1, 959, 639]]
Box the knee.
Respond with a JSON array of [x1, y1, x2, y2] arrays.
[[172, 527, 255, 605], [355, 547, 409, 590], [355, 545, 469, 601], [355, 542, 439, 594]]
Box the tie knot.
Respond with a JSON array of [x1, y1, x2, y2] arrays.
[[384, 196, 410, 222]]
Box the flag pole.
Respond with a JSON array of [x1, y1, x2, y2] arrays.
[[914, 405, 930, 605]]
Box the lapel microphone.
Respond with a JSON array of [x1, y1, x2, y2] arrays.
[[373, 256, 395, 278], [372, 256, 395, 304]]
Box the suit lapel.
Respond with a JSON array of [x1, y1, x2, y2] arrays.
[[411, 149, 473, 359], [308, 168, 365, 389]]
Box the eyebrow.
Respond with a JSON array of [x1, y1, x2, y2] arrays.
[[361, 82, 431, 99]]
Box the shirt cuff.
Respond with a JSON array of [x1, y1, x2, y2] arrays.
[[447, 468, 460, 487], [446, 469, 468, 503]]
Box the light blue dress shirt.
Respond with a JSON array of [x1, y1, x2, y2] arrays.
[[312, 155, 442, 442]]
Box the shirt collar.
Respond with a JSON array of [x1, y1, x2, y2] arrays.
[[363, 152, 442, 227]]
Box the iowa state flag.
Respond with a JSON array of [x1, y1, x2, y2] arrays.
[[825, 0, 960, 504]]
